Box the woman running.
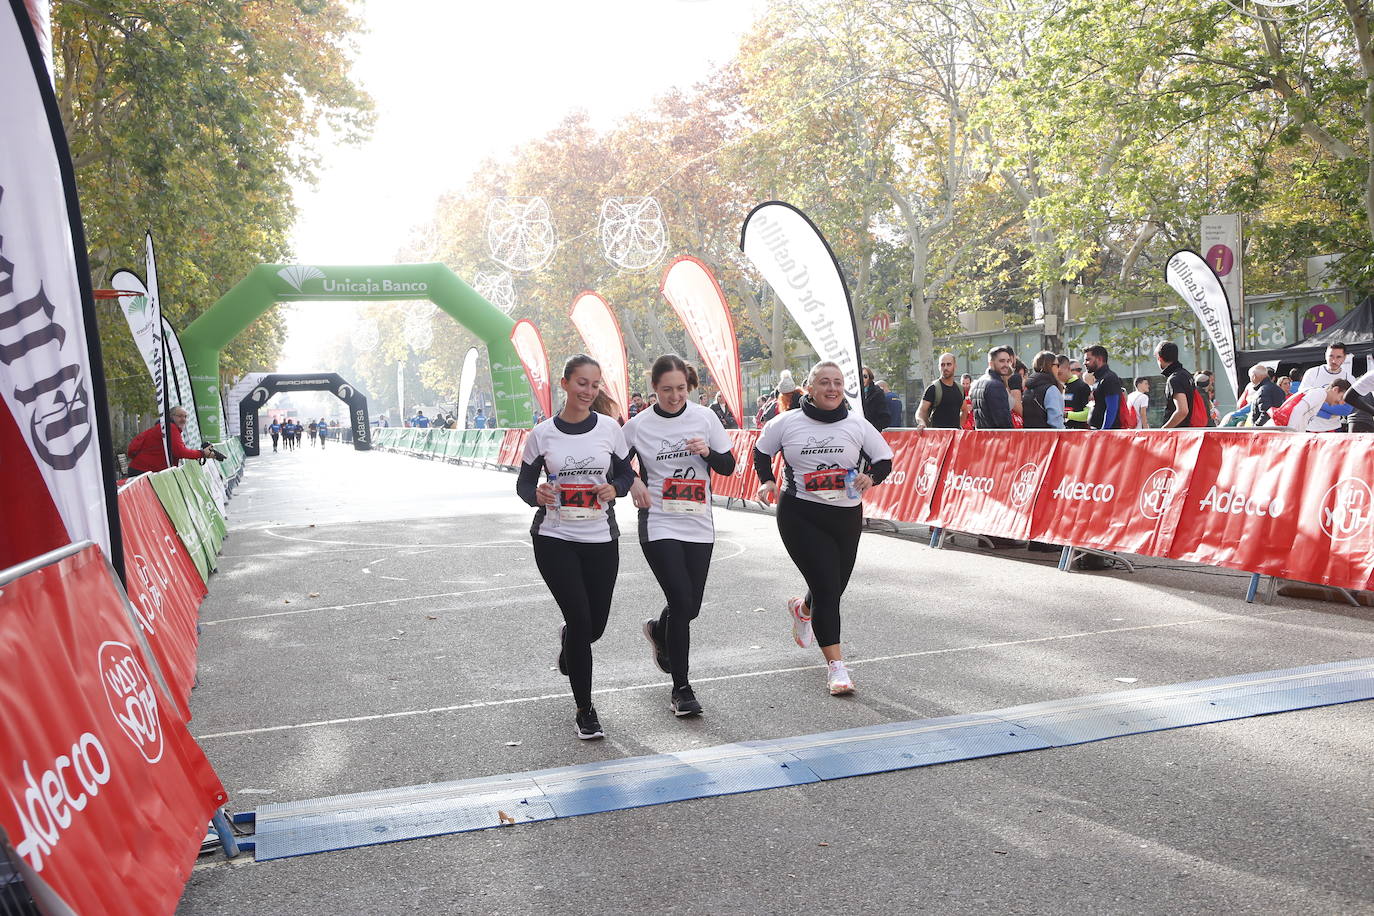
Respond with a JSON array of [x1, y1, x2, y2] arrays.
[[624, 355, 736, 717], [516, 355, 635, 739], [269, 419, 281, 452], [754, 360, 894, 696]]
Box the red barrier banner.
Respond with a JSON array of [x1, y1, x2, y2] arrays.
[[496, 429, 522, 468], [928, 431, 1058, 539], [1028, 430, 1204, 556], [0, 545, 227, 915], [712, 429, 760, 501], [1168, 432, 1374, 590], [863, 429, 957, 523], [117, 476, 206, 721]]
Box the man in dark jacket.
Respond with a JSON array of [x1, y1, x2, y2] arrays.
[[1083, 345, 1123, 430], [1244, 364, 1285, 426], [861, 366, 890, 430], [1156, 341, 1198, 428], [971, 346, 1015, 429]]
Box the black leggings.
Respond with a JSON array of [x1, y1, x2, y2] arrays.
[[775, 493, 861, 648], [641, 539, 713, 689], [532, 535, 619, 708]]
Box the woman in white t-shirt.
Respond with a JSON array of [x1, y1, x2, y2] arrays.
[[516, 355, 635, 740], [624, 356, 736, 717], [753, 361, 894, 696]]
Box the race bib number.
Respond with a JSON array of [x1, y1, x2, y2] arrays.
[[662, 477, 707, 514], [559, 483, 603, 520], [803, 468, 847, 501]]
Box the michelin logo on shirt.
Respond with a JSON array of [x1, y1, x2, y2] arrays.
[[560, 455, 604, 476], [800, 436, 844, 456], [656, 438, 692, 461]]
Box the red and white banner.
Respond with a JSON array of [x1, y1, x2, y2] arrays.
[[928, 431, 1056, 540], [0, 0, 122, 568], [0, 380, 67, 566], [661, 256, 745, 428], [117, 476, 207, 721], [712, 429, 762, 501], [741, 201, 864, 411], [510, 320, 552, 419], [1027, 430, 1202, 557], [569, 291, 629, 421], [0, 544, 226, 915], [1169, 433, 1374, 589], [863, 428, 957, 524]]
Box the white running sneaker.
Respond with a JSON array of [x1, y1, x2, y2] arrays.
[[827, 659, 854, 695], [787, 597, 813, 648]]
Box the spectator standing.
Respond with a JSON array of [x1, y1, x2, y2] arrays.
[[879, 381, 904, 427], [861, 366, 890, 431], [1021, 350, 1064, 429], [1063, 359, 1093, 429], [1127, 378, 1151, 429], [474, 409, 487, 429], [1277, 376, 1292, 396], [1194, 374, 1218, 426], [776, 370, 803, 414], [1155, 342, 1198, 428], [971, 346, 1015, 429], [710, 391, 738, 429], [917, 353, 963, 429], [127, 406, 213, 475], [1083, 346, 1124, 430], [412, 410, 430, 429], [628, 393, 646, 419]]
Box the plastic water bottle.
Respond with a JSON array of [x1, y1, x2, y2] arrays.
[[547, 473, 559, 525], [844, 469, 859, 499]]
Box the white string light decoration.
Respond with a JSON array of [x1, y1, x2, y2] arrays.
[[350, 317, 379, 352], [486, 197, 558, 272], [599, 196, 668, 271], [403, 303, 434, 352], [473, 269, 516, 314]]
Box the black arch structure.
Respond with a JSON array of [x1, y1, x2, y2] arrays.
[[239, 372, 371, 456]]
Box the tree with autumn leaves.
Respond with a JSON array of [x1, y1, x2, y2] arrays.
[[57, 0, 372, 433]]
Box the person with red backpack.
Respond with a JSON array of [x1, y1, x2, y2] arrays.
[[127, 406, 213, 476], [1155, 341, 1200, 429]]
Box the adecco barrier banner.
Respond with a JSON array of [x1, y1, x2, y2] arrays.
[[0, 545, 227, 915], [1170, 433, 1374, 589], [928, 431, 1057, 540], [864, 429, 956, 524], [711, 429, 761, 501], [1027, 430, 1203, 557], [117, 476, 205, 721], [148, 470, 210, 583]]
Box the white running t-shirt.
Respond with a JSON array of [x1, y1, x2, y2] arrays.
[[1126, 390, 1149, 428], [522, 412, 630, 543], [755, 407, 893, 508], [624, 402, 732, 543], [1299, 363, 1354, 432]]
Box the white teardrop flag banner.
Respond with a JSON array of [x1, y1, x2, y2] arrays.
[[457, 347, 479, 428], [1166, 249, 1238, 400], [740, 201, 862, 411]]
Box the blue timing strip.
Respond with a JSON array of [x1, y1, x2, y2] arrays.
[[250, 658, 1374, 861]]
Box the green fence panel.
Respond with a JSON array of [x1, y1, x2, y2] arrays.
[[149, 469, 211, 583], [185, 462, 228, 544], [174, 466, 224, 569], [479, 428, 503, 464]]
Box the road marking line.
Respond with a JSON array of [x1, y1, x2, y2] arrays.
[[194, 607, 1297, 740], [202, 582, 544, 625]]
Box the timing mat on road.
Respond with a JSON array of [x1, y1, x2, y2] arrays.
[[249, 658, 1374, 861]]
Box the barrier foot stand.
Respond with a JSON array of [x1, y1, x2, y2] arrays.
[[1063, 547, 1136, 574], [210, 808, 241, 858], [862, 517, 899, 533], [929, 527, 943, 548], [1245, 573, 1262, 603], [1058, 546, 1072, 571]]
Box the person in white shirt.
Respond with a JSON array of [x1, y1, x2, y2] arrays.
[[1127, 377, 1150, 429], [516, 355, 635, 740], [1284, 379, 1352, 431], [624, 356, 736, 717], [1298, 343, 1355, 432], [752, 361, 895, 696]]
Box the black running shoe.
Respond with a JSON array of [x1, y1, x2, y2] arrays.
[[641, 618, 670, 674], [557, 624, 568, 676], [575, 706, 604, 740], [670, 686, 703, 718]]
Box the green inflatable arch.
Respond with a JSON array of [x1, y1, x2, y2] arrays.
[[180, 264, 533, 442]]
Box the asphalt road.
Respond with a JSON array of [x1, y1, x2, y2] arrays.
[[178, 444, 1374, 915]]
